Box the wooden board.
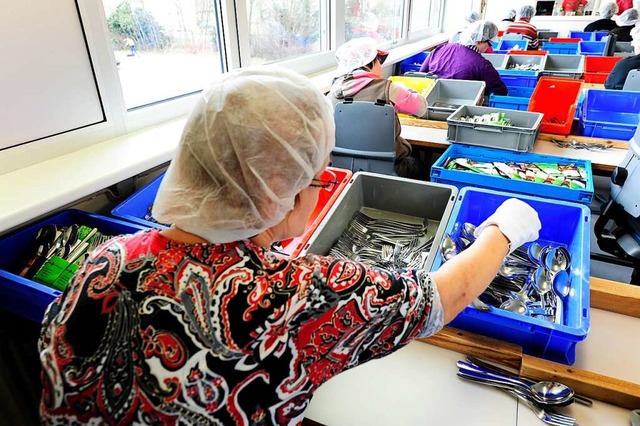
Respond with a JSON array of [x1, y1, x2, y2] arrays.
[[520, 354, 640, 410], [590, 276, 640, 318]]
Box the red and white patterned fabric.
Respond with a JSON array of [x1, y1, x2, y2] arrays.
[[39, 229, 443, 425], [505, 20, 540, 49]]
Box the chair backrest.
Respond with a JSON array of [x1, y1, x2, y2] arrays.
[[602, 34, 617, 56], [623, 69, 640, 91], [332, 99, 396, 175]]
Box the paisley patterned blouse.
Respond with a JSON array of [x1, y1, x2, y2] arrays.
[[39, 229, 444, 425]]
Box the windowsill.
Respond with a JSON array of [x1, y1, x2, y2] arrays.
[[1, 33, 448, 235]]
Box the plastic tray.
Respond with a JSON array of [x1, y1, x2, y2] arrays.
[[540, 54, 584, 79], [424, 79, 485, 121], [399, 52, 429, 75], [613, 41, 634, 57], [579, 89, 640, 140], [582, 56, 623, 83], [488, 93, 530, 111], [593, 31, 609, 42], [498, 69, 539, 88], [507, 86, 535, 98], [303, 172, 458, 274], [497, 39, 529, 52], [447, 105, 543, 152], [505, 54, 546, 73], [430, 144, 595, 205], [482, 53, 507, 69], [541, 42, 579, 55], [538, 31, 559, 41], [0, 210, 147, 322], [569, 31, 594, 41], [528, 77, 583, 135], [111, 172, 168, 228], [579, 41, 606, 56], [429, 187, 590, 365], [388, 75, 436, 94]]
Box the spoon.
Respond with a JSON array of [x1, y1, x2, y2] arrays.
[[544, 247, 570, 273], [461, 222, 477, 242], [500, 298, 528, 315], [533, 266, 553, 295], [527, 242, 543, 265], [440, 234, 458, 262], [552, 269, 571, 299]]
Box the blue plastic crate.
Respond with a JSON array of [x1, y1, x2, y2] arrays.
[[491, 49, 509, 55], [593, 31, 609, 42], [507, 86, 535, 98], [399, 52, 429, 74], [578, 41, 606, 56], [579, 89, 640, 140], [0, 210, 147, 322], [569, 31, 594, 41], [541, 42, 579, 55], [575, 89, 587, 120], [429, 187, 590, 364], [497, 39, 529, 51], [498, 69, 539, 87], [111, 172, 168, 228], [488, 93, 530, 110], [430, 144, 594, 205]]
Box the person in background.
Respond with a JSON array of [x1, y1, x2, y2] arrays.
[[616, 0, 633, 13], [605, 26, 640, 89], [505, 5, 540, 50], [498, 9, 517, 31], [584, 1, 619, 31], [38, 66, 541, 425], [610, 8, 639, 41], [450, 11, 481, 43], [420, 20, 508, 98], [562, 0, 589, 15], [327, 37, 428, 179]]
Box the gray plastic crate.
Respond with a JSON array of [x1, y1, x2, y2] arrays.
[[504, 54, 547, 73], [424, 79, 485, 121], [446, 105, 544, 152], [482, 53, 507, 69], [303, 172, 458, 273], [538, 31, 559, 41], [614, 41, 634, 57], [540, 54, 584, 78]]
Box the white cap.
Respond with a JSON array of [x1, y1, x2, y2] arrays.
[[466, 11, 480, 24], [152, 67, 335, 243], [335, 37, 389, 73], [459, 20, 499, 45], [599, 1, 617, 19], [519, 5, 535, 19], [616, 8, 639, 26]]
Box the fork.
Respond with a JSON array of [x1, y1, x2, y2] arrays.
[[505, 388, 578, 426]]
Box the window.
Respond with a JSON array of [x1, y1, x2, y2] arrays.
[[245, 0, 325, 65], [103, 0, 224, 109], [409, 0, 430, 32], [345, 0, 405, 44]]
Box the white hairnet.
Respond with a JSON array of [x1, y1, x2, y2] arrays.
[[335, 37, 387, 73], [505, 9, 517, 20], [459, 20, 499, 45], [519, 5, 535, 19], [599, 1, 617, 19], [616, 8, 639, 26], [152, 67, 335, 243], [465, 11, 480, 24], [631, 25, 640, 47]]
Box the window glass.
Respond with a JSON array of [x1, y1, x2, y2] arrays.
[[345, 0, 404, 43], [428, 0, 443, 29], [103, 0, 223, 109], [246, 0, 323, 65], [409, 0, 430, 32]]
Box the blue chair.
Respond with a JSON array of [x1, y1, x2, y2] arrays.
[[332, 99, 396, 175]]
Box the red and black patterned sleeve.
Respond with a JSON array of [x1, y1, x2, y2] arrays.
[[291, 254, 444, 388]]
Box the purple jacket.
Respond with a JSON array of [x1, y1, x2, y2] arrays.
[[420, 43, 508, 96]]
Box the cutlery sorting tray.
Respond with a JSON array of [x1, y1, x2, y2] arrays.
[[0, 210, 147, 322], [430, 187, 591, 365], [430, 144, 594, 205]]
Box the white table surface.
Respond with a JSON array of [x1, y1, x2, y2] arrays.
[[305, 308, 638, 425]]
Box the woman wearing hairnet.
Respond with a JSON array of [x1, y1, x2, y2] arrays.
[[420, 20, 508, 97], [498, 9, 517, 31], [38, 67, 541, 425], [610, 8, 639, 41], [606, 26, 640, 88], [584, 2, 619, 31], [505, 5, 540, 49], [327, 37, 427, 179], [450, 11, 481, 43]]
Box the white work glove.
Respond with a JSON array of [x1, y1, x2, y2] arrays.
[[473, 198, 541, 254]]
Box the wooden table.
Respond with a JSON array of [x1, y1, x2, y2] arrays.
[[400, 117, 629, 174]]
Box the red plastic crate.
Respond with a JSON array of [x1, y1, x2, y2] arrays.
[[278, 167, 352, 257], [528, 77, 583, 135], [583, 56, 623, 84], [508, 49, 548, 55], [549, 37, 582, 43]]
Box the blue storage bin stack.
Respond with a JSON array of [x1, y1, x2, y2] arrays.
[[569, 31, 594, 41], [593, 31, 609, 42], [429, 187, 590, 365], [496, 39, 529, 52], [579, 89, 640, 140], [574, 88, 587, 120], [541, 42, 580, 55], [398, 52, 429, 74], [578, 41, 606, 56], [0, 210, 147, 322], [489, 87, 534, 111], [492, 54, 543, 110], [111, 172, 168, 228], [430, 144, 594, 205]]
